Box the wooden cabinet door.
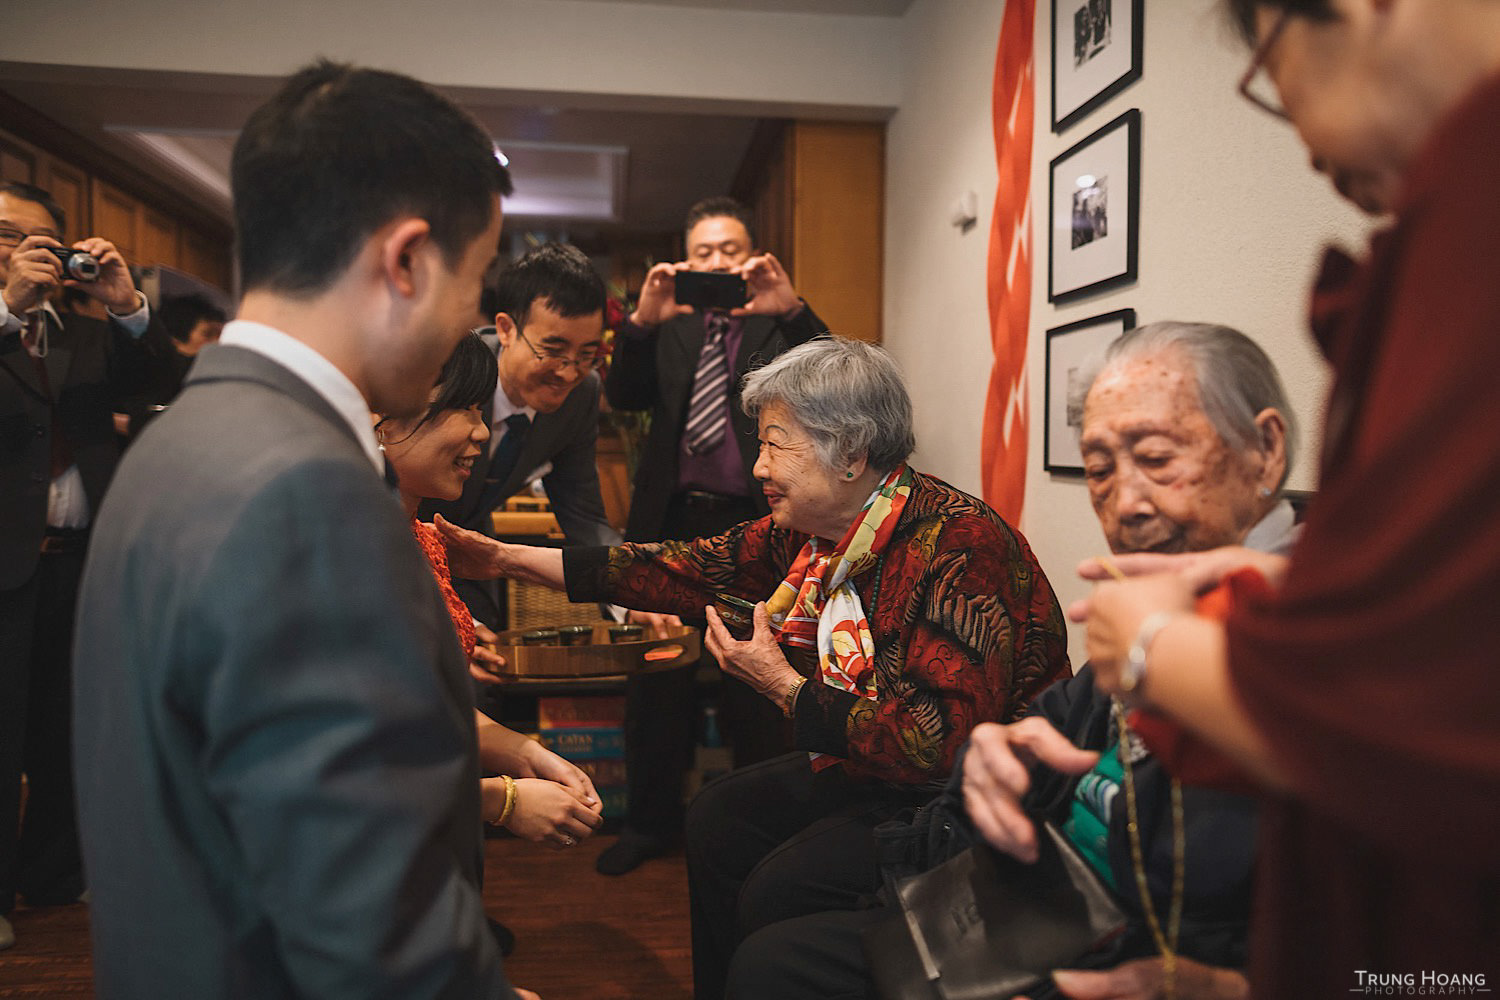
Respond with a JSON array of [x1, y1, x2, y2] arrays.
[[178, 225, 231, 293], [0, 129, 40, 186], [140, 204, 179, 270], [90, 180, 139, 261], [40, 159, 90, 242], [789, 122, 884, 343]]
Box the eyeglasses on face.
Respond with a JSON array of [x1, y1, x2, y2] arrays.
[[1237, 8, 1292, 121], [516, 328, 602, 373]]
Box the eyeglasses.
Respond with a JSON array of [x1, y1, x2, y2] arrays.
[[0, 227, 31, 249], [1237, 8, 1292, 120], [516, 328, 602, 373]]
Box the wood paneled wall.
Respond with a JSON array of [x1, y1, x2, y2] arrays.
[[0, 101, 232, 294]]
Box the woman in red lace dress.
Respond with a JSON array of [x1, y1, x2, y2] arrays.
[[376, 331, 602, 849]]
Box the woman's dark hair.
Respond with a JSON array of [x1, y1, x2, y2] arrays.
[[1226, 0, 1338, 45], [377, 330, 496, 441]]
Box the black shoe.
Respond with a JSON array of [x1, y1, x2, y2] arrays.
[[18, 879, 87, 908], [487, 917, 516, 957], [594, 829, 667, 876]]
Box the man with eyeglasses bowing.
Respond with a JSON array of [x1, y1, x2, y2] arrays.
[[422, 241, 627, 633]]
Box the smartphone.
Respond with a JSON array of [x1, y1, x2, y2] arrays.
[[674, 270, 748, 311]]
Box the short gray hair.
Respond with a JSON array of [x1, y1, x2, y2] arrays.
[[741, 336, 916, 475], [1091, 321, 1298, 488]]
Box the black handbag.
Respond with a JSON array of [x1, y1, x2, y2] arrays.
[[863, 822, 1128, 1000]]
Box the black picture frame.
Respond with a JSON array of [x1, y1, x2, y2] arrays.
[[1047, 108, 1140, 305], [1043, 307, 1137, 474], [1051, 0, 1144, 133]]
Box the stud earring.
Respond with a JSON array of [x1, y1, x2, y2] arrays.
[[1258, 486, 1272, 498], [846, 471, 856, 479]]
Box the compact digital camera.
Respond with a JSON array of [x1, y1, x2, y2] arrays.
[[45, 247, 100, 282]]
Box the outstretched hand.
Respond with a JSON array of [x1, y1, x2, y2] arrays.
[[434, 514, 503, 580]]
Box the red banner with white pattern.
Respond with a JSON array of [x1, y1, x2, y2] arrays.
[[981, 0, 1035, 526]]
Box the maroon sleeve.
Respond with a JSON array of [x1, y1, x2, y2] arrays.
[[1225, 87, 1500, 861]]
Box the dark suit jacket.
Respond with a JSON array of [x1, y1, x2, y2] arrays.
[[0, 308, 147, 589], [73, 345, 511, 999], [605, 305, 826, 542]]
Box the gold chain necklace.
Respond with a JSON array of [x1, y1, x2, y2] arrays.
[[1112, 697, 1185, 1000]]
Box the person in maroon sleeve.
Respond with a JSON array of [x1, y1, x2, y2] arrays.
[[1075, 2, 1500, 996], [437, 335, 1070, 1000]]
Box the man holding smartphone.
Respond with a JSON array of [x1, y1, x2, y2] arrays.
[[601, 196, 827, 876]]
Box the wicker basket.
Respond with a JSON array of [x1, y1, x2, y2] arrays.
[[506, 579, 603, 632]]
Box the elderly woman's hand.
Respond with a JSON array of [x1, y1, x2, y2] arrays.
[[1068, 573, 1196, 697], [703, 601, 801, 704], [962, 720, 1099, 863], [433, 514, 504, 579]]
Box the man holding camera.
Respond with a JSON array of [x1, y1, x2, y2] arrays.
[[599, 196, 827, 875], [0, 179, 152, 950]]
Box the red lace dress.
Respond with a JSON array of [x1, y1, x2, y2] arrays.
[[411, 517, 475, 658]]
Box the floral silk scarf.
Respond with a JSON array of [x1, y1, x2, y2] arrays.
[[766, 464, 913, 714]]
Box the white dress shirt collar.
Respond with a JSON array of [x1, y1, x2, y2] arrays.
[[218, 320, 384, 473]]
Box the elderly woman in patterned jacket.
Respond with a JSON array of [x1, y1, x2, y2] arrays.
[[437, 335, 1070, 1000]]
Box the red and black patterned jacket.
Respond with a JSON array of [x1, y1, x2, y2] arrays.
[[564, 470, 1069, 786]]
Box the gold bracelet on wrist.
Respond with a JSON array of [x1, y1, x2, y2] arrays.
[[494, 774, 517, 826], [783, 676, 808, 719]]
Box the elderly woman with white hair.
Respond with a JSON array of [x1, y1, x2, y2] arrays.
[[437, 335, 1069, 999]]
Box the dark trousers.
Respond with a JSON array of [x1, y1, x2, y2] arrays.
[[686, 753, 923, 1000], [726, 907, 882, 1000], [0, 546, 87, 915], [622, 490, 787, 837]]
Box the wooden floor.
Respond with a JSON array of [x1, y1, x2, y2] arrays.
[[0, 833, 691, 999]]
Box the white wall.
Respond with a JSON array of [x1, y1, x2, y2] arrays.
[[884, 0, 1369, 666], [0, 0, 904, 119]]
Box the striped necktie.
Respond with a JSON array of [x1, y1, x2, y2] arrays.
[[684, 312, 731, 456]]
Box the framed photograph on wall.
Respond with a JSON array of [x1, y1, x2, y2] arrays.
[[1052, 0, 1143, 133], [1044, 307, 1136, 474], [1048, 108, 1140, 304]]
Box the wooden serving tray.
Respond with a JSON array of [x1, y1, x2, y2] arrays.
[[484, 622, 701, 679]]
